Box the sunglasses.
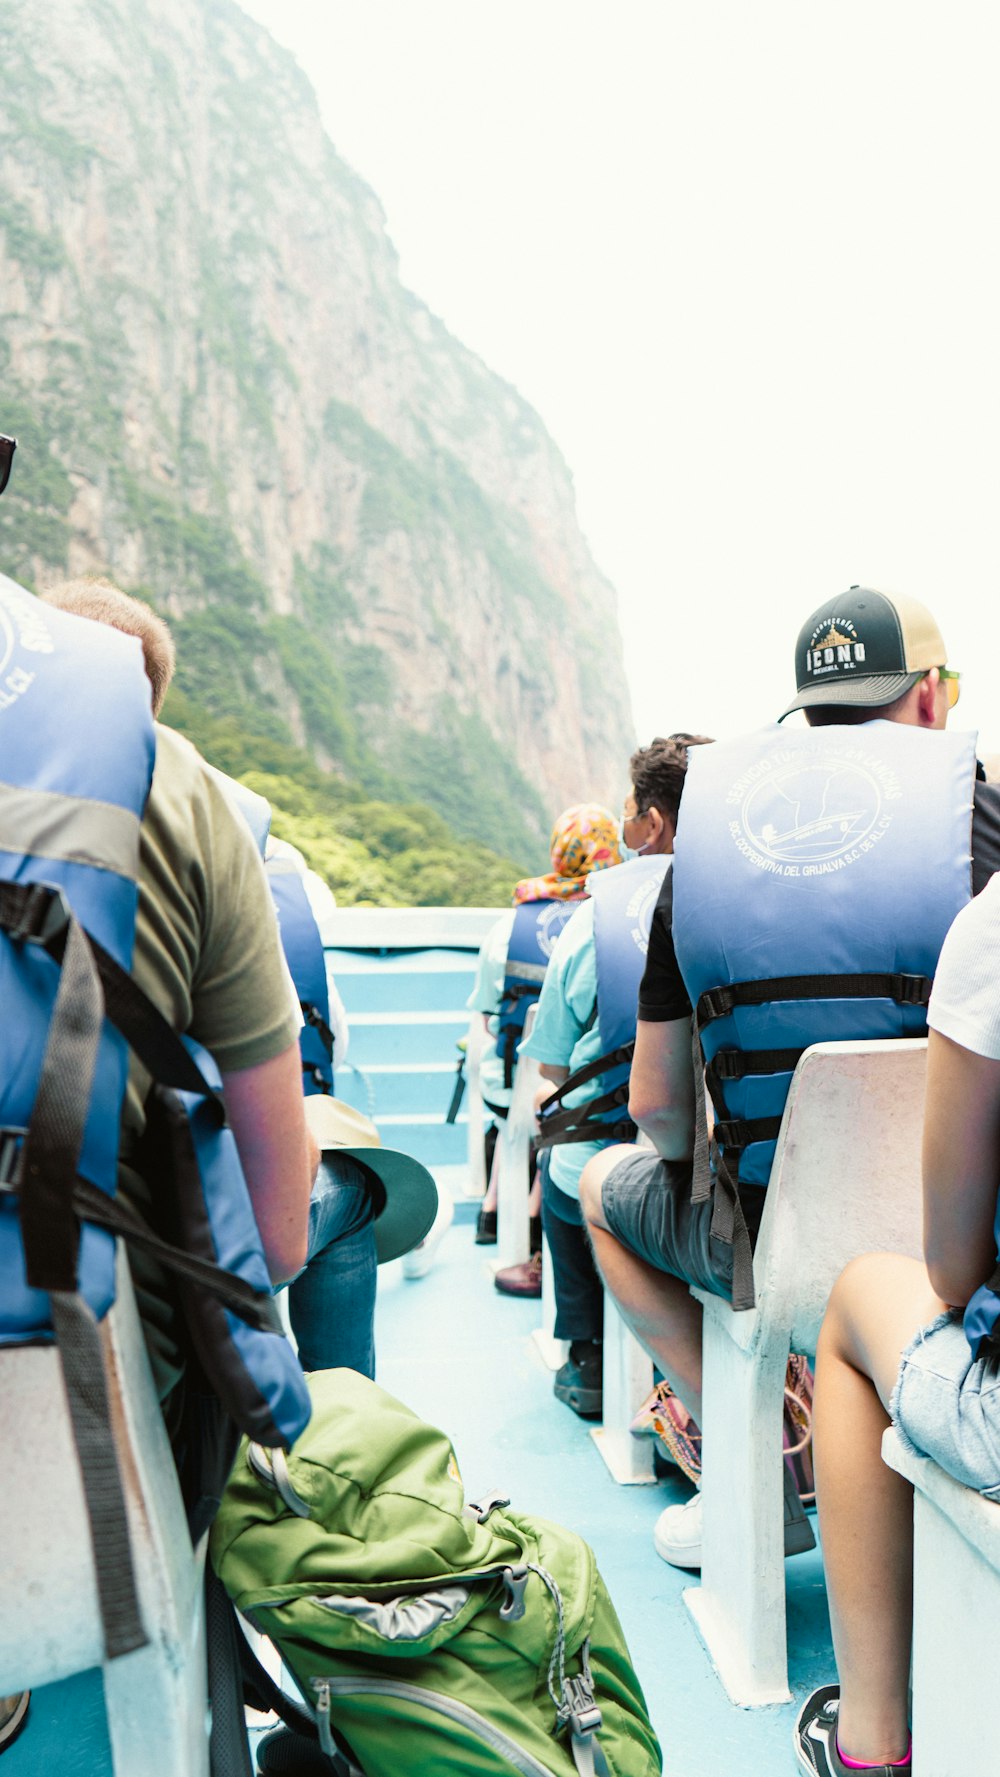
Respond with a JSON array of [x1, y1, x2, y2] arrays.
[[937, 667, 961, 710], [0, 435, 16, 497]]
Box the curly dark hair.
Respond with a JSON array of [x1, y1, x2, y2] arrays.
[[628, 733, 713, 823]]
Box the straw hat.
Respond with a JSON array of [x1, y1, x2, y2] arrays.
[[304, 1096, 438, 1264]]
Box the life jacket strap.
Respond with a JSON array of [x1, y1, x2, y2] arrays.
[[697, 970, 932, 1027]]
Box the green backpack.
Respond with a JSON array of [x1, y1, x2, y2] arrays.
[[210, 1368, 662, 1777]]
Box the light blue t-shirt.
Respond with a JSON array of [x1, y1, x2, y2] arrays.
[[520, 900, 608, 1201], [466, 909, 515, 1110]]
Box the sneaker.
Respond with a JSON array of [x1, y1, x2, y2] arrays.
[[553, 1340, 603, 1418], [0, 1693, 29, 1755], [793, 1684, 910, 1776], [653, 1464, 816, 1570], [494, 1253, 542, 1298], [401, 1190, 454, 1279], [256, 1723, 332, 1773]]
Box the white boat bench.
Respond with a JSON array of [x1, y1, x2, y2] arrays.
[[0, 1247, 211, 1775], [685, 1038, 927, 1706], [882, 1424, 1000, 1777]]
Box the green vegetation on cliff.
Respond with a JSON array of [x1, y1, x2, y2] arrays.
[[161, 687, 531, 907]]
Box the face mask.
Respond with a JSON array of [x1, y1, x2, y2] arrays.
[[618, 842, 639, 863]]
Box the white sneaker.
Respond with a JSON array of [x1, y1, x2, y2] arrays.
[[653, 1494, 704, 1569], [654, 1470, 816, 1570], [401, 1190, 454, 1279]]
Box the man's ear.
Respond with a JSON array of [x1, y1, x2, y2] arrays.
[[916, 668, 943, 728]]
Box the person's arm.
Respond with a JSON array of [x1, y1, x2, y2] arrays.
[[222, 1042, 316, 1284], [535, 1061, 569, 1120], [922, 1027, 1000, 1307], [628, 1015, 695, 1160]]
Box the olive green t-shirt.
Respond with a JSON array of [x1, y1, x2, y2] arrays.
[[121, 724, 299, 1407]]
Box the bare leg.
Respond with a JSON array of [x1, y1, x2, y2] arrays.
[[815, 1252, 944, 1766], [580, 1146, 704, 1419]]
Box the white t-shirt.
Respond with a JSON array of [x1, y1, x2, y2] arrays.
[[927, 872, 1000, 1061]]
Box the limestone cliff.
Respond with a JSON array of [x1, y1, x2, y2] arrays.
[[0, 0, 634, 859]]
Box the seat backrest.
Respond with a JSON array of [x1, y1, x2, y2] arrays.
[[0, 1246, 202, 1691], [752, 1039, 927, 1353]]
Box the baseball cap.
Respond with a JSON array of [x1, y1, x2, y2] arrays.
[[779, 587, 948, 720]]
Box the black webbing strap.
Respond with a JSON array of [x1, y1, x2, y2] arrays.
[[697, 970, 932, 1029], [712, 1114, 785, 1153], [204, 1565, 255, 1777], [536, 1040, 635, 1112], [445, 1053, 466, 1124], [707, 1046, 805, 1082], [535, 1116, 638, 1150], [20, 906, 99, 1293], [69, 1175, 283, 1331], [302, 1000, 335, 1060], [50, 1291, 148, 1659], [690, 1025, 712, 1207]]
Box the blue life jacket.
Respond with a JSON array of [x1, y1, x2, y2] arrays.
[[672, 722, 975, 1305], [537, 855, 669, 1148], [206, 762, 271, 857], [266, 855, 335, 1094], [0, 575, 154, 1336], [0, 573, 310, 1433], [497, 898, 581, 1089]]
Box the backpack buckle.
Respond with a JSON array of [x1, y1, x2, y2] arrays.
[[563, 1672, 602, 1739], [499, 1564, 529, 1622]]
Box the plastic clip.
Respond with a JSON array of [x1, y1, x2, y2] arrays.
[[499, 1563, 529, 1621], [564, 1672, 602, 1739]]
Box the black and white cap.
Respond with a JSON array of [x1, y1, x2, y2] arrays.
[[780, 587, 948, 720]]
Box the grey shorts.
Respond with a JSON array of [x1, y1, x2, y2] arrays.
[[891, 1311, 1000, 1500], [601, 1150, 737, 1301]]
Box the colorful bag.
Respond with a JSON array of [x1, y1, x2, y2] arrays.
[[211, 1368, 662, 1777], [631, 1356, 816, 1503]]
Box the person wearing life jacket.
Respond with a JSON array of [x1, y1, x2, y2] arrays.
[[35, 577, 316, 1436], [0, 557, 316, 1758], [466, 804, 622, 1245], [580, 587, 1000, 1571], [795, 875, 1000, 1777], [498, 739, 705, 1419]]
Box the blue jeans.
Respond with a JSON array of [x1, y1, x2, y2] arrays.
[[286, 1153, 377, 1377], [541, 1159, 603, 1343]]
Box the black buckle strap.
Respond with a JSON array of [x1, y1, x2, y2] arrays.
[[710, 1046, 805, 1081], [0, 1126, 25, 1189], [537, 1041, 635, 1115], [0, 881, 73, 949], [713, 1114, 784, 1152], [698, 971, 933, 1029]]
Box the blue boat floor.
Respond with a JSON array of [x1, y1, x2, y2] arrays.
[[6, 1217, 834, 1777]]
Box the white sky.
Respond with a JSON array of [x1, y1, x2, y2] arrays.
[[241, 0, 1000, 755]]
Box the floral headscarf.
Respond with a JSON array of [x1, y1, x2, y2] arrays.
[[513, 803, 622, 904]]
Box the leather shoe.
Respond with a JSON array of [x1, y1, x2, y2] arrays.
[[494, 1253, 542, 1297]]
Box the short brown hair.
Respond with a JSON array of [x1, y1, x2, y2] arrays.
[[628, 733, 713, 825], [41, 577, 176, 716]]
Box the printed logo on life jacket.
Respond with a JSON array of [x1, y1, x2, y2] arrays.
[[0, 582, 53, 711], [805, 616, 867, 679], [725, 742, 902, 877], [626, 873, 662, 955], [537, 900, 573, 958]]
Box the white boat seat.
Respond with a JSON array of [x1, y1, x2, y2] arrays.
[[882, 1424, 1000, 1777], [0, 1245, 210, 1775], [685, 1038, 927, 1706]]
